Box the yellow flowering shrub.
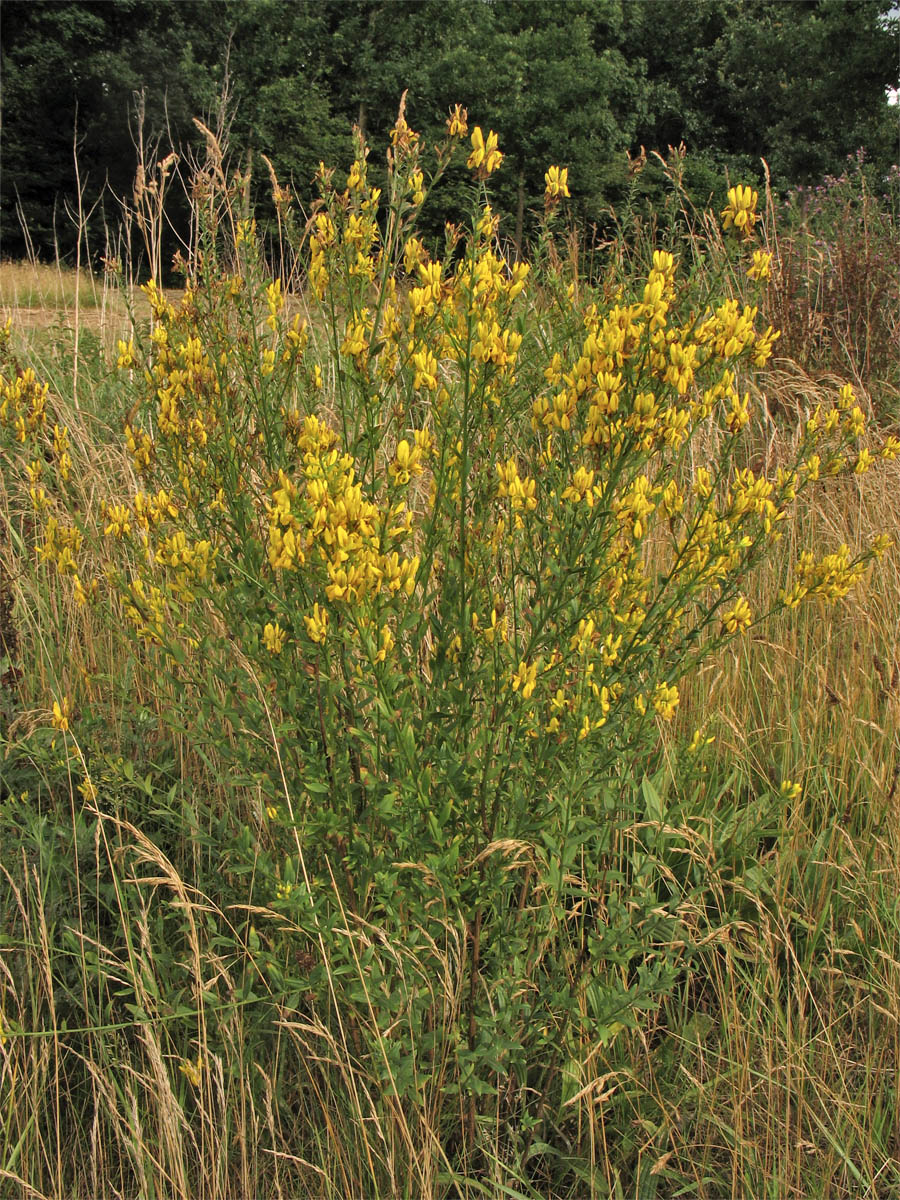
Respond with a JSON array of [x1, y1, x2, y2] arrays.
[[1, 113, 894, 1135], [4, 117, 891, 878]]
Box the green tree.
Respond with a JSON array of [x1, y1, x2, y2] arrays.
[[0, 0, 217, 264], [717, 0, 899, 184], [623, 0, 898, 188], [3, 0, 895, 268], [216, 0, 347, 195], [399, 0, 639, 249]]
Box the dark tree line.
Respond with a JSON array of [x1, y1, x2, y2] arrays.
[[1, 0, 896, 267]]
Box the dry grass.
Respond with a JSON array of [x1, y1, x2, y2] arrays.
[[0, 260, 110, 312], [0, 262, 183, 365]]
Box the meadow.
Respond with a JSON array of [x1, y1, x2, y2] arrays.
[[1, 113, 899, 1199]]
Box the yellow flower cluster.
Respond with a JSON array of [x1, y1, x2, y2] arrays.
[[721, 596, 752, 634], [447, 104, 468, 138], [264, 414, 420, 650], [116, 338, 135, 369], [544, 165, 570, 201], [40, 516, 83, 575], [51, 696, 71, 732], [263, 620, 286, 654], [42, 111, 887, 781], [747, 250, 772, 282], [721, 184, 759, 238], [530, 250, 780, 470], [781, 544, 869, 608], [468, 127, 503, 176], [389, 432, 431, 486], [124, 577, 171, 645], [309, 213, 336, 299], [0, 366, 48, 443], [497, 457, 538, 524]]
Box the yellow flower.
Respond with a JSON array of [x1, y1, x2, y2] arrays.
[[747, 250, 772, 281], [265, 279, 284, 330], [389, 438, 426, 486], [235, 219, 256, 247], [725, 391, 751, 434], [721, 185, 759, 238], [263, 621, 287, 655], [687, 728, 715, 754], [411, 348, 439, 392], [468, 127, 503, 175], [561, 466, 597, 506], [495, 458, 537, 526], [652, 681, 680, 721], [569, 616, 595, 656], [51, 697, 71, 732], [843, 404, 865, 438], [475, 205, 496, 241], [721, 596, 752, 634], [408, 169, 425, 206], [341, 316, 369, 362], [72, 574, 98, 607], [544, 165, 570, 200], [511, 658, 541, 700], [374, 624, 395, 663], [447, 104, 468, 138], [693, 467, 713, 498], [179, 1056, 203, 1087], [103, 503, 132, 539], [752, 324, 780, 366], [780, 779, 802, 801], [304, 603, 329, 644], [77, 776, 97, 804], [390, 114, 415, 149], [116, 338, 135, 369]]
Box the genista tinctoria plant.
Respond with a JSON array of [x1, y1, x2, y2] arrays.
[[3, 105, 896, 1141]]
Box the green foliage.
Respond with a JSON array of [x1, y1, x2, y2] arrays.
[[3, 0, 896, 267], [625, 0, 898, 187], [0, 0, 218, 263]]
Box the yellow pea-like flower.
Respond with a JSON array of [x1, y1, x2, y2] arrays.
[[721, 596, 752, 634], [721, 184, 759, 238], [468, 127, 503, 175], [263, 621, 287, 655], [544, 165, 570, 200], [304, 604, 329, 644], [51, 697, 71, 732]]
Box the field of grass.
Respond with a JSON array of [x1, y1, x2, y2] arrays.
[[1, 122, 899, 1199], [0, 259, 111, 311]]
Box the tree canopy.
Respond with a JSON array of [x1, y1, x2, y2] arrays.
[[1, 0, 896, 265]]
